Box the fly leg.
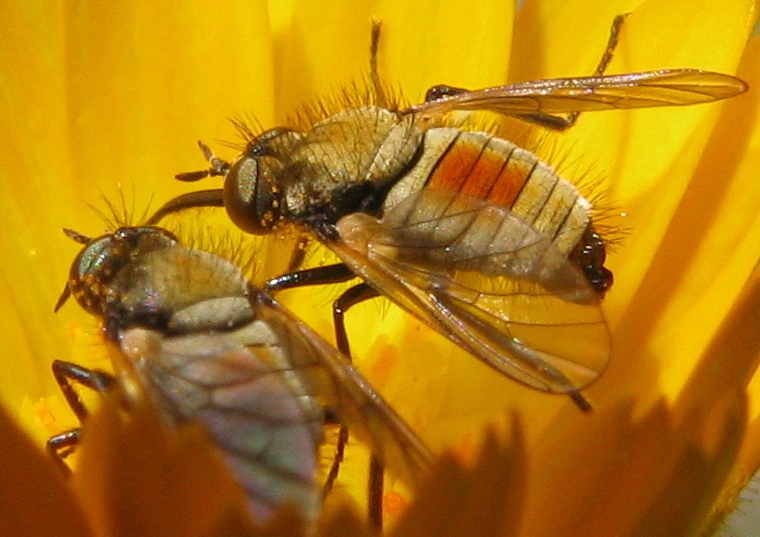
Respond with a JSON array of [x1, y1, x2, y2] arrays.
[[320, 408, 349, 499], [515, 13, 629, 130], [264, 263, 357, 294], [423, 13, 630, 131], [144, 189, 225, 226], [286, 235, 312, 273], [144, 140, 229, 225], [369, 19, 390, 109], [333, 283, 385, 531], [332, 283, 380, 360], [52, 360, 114, 423], [47, 360, 115, 474]]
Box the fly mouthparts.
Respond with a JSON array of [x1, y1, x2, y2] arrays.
[[54, 284, 71, 313]]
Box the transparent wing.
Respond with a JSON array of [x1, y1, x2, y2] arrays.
[[124, 296, 433, 523], [403, 69, 747, 117], [119, 324, 324, 524], [332, 189, 610, 395], [253, 296, 434, 487]]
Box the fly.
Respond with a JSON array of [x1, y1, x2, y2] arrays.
[[50, 225, 433, 527], [145, 17, 748, 411]]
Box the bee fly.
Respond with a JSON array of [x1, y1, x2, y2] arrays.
[[146, 17, 747, 411], [49, 225, 433, 526]]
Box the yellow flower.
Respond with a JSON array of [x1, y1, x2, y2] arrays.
[[1, 0, 759, 536]]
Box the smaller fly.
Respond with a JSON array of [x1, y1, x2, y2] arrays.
[[50, 225, 432, 526]]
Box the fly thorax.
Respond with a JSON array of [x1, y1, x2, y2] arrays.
[[168, 297, 254, 333], [112, 248, 251, 332], [282, 106, 423, 222]]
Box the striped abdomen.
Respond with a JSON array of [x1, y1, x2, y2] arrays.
[[383, 128, 591, 257]]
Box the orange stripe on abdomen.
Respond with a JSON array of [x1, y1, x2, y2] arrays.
[[424, 132, 534, 209], [382, 127, 593, 257]]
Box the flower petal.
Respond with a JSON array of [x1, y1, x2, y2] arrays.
[[271, 0, 515, 118], [71, 396, 255, 537], [518, 395, 745, 537], [391, 417, 527, 537], [601, 32, 760, 406], [0, 0, 277, 443], [0, 403, 92, 537]]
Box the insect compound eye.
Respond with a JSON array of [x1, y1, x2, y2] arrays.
[[223, 155, 283, 234], [66, 227, 177, 316]]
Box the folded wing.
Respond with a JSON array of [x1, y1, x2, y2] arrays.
[[333, 189, 610, 394]]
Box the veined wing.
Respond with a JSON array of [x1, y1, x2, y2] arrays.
[[332, 190, 610, 395], [121, 283, 432, 509], [403, 70, 747, 117], [252, 294, 434, 487], [119, 322, 325, 525]]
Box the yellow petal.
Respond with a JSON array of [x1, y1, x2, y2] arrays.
[[377, 0, 514, 97], [0, 0, 276, 443], [0, 403, 92, 537], [593, 0, 756, 321], [4, 2, 760, 535], [317, 492, 373, 537], [0, 1, 82, 434], [391, 418, 527, 537], [511, 0, 644, 80], [274, 0, 514, 117], [517, 394, 745, 537], [72, 396, 255, 537], [601, 31, 760, 407]]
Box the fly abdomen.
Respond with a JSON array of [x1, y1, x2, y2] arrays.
[[385, 128, 592, 257]]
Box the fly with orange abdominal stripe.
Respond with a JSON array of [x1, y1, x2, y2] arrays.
[[49, 225, 433, 527], [147, 16, 748, 413]]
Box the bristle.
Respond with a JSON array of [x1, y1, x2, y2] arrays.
[[137, 192, 156, 226], [62, 228, 92, 244], [229, 113, 262, 146], [171, 221, 264, 283], [283, 77, 407, 133], [217, 76, 408, 155], [89, 185, 139, 230], [590, 208, 630, 251]]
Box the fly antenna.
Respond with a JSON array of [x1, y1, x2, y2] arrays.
[[176, 140, 231, 182], [55, 228, 89, 312], [63, 228, 91, 244]]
